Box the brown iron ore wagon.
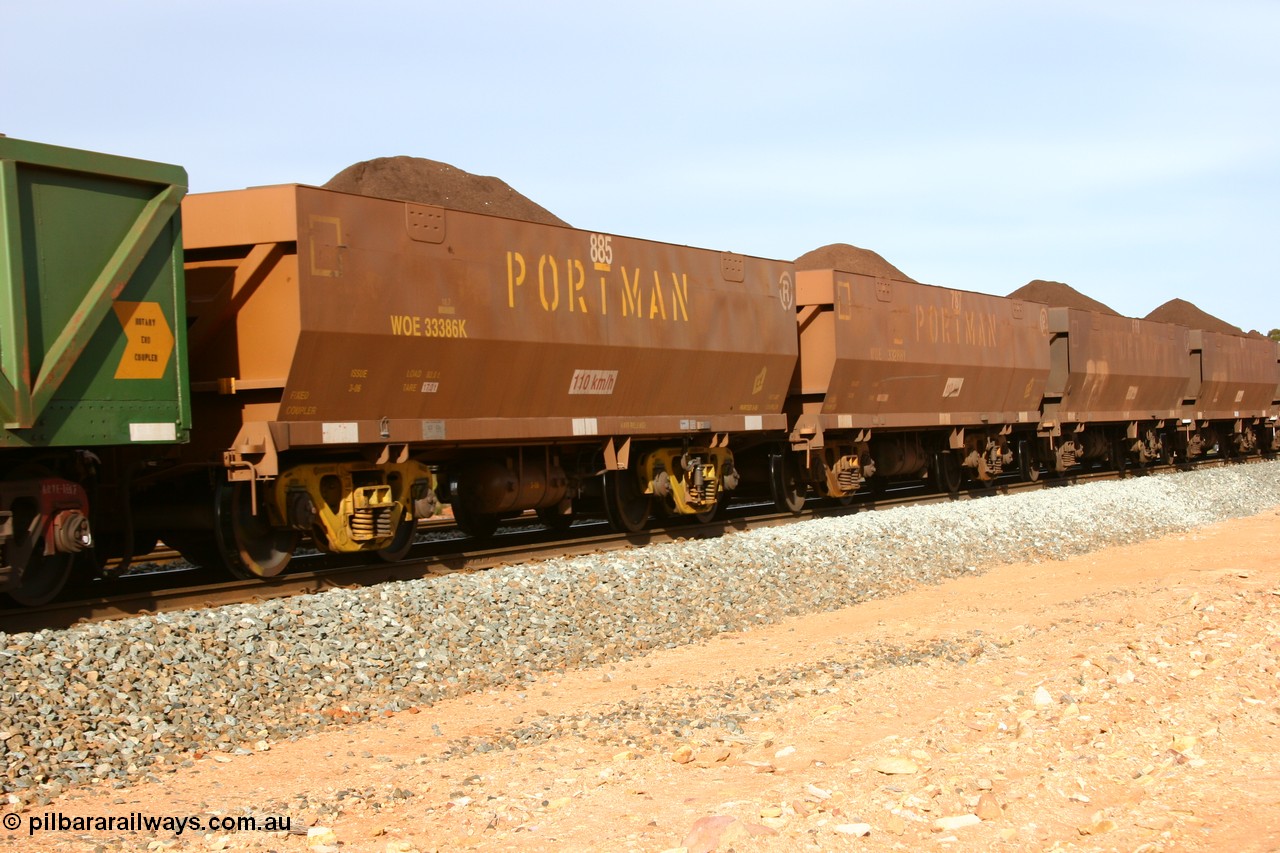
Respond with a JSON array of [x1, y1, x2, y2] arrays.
[[1038, 309, 1191, 473], [1178, 330, 1280, 459], [779, 269, 1053, 505], [162, 185, 798, 576]]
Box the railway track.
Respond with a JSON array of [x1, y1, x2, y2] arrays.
[[0, 459, 1243, 635]]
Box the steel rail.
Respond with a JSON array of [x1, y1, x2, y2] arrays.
[[0, 457, 1246, 634]]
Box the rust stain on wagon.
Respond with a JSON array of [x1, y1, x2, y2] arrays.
[[794, 269, 1051, 430], [180, 185, 798, 448], [1046, 308, 1190, 422]]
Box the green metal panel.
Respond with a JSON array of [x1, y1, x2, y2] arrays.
[[0, 137, 189, 447]]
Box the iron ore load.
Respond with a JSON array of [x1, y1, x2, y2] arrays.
[[1, 135, 1278, 606]]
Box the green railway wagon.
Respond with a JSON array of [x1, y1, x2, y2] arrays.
[[0, 136, 189, 604]]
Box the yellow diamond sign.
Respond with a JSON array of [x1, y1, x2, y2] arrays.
[[113, 301, 174, 380]]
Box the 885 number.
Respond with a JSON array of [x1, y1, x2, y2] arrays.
[[589, 233, 613, 266]]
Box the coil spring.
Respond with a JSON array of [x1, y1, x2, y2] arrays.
[[837, 465, 859, 490], [351, 506, 393, 540], [986, 446, 1004, 476], [687, 472, 716, 504]]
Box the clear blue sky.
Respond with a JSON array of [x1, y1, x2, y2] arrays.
[[6, 0, 1278, 332]]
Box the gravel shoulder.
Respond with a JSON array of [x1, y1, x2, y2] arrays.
[[4, 478, 1279, 852]]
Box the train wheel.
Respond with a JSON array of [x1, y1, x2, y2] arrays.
[[2, 469, 76, 605], [602, 470, 650, 533], [452, 502, 500, 538], [770, 450, 806, 515], [164, 532, 225, 571], [127, 532, 161, 562], [1017, 440, 1040, 483], [5, 546, 74, 607], [865, 474, 889, 498], [693, 492, 729, 524], [213, 480, 297, 579], [1111, 437, 1129, 478], [934, 450, 962, 498], [535, 503, 575, 533], [376, 508, 417, 562]]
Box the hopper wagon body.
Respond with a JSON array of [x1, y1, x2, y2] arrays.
[[1039, 309, 1191, 470], [780, 268, 1051, 501], [172, 184, 798, 575], [1177, 330, 1280, 458]]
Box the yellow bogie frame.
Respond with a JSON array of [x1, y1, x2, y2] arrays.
[[641, 447, 732, 515], [271, 460, 435, 553]]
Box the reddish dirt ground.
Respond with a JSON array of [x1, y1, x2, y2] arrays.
[[6, 507, 1279, 853]]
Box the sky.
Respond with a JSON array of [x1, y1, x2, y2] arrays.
[[4, 0, 1278, 333]]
